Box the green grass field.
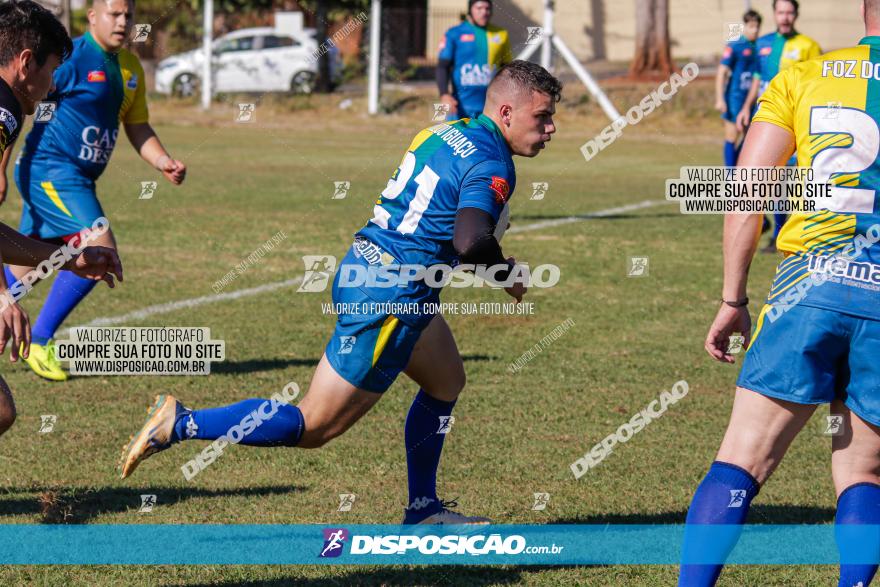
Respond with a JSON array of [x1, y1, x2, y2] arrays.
[[0, 82, 844, 585]]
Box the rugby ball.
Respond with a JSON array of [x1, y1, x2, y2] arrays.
[[494, 203, 510, 242]]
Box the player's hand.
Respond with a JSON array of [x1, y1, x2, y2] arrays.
[[503, 256, 527, 303], [715, 99, 727, 114], [67, 246, 124, 288], [160, 157, 187, 185], [440, 93, 458, 113], [736, 108, 751, 133], [0, 299, 30, 362], [705, 303, 751, 364]]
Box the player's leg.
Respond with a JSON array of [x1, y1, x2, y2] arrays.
[[830, 401, 880, 587], [678, 388, 816, 586], [119, 353, 381, 478], [723, 120, 739, 167], [399, 314, 478, 523], [680, 303, 845, 586], [17, 178, 112, 381], [0, 377, 16, 437]]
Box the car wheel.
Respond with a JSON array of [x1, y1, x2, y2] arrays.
[[290, 71, 316, 94], [172, 73, 200, 98]]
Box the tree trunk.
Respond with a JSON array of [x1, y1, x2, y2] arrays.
[[315, 0, 332, 93], [630, 0, 673, 78]]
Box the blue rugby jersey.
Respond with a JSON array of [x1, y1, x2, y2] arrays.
[[351, 114, 516, 317], [19, 31, 148, 181]]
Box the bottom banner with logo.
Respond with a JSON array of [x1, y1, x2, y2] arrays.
[[0, 524, 875, 564]]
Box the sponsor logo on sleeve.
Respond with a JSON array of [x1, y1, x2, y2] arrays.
[[0, 107, 18, 136], [490, 176, 510, 204], [88, 70, 107, 83]]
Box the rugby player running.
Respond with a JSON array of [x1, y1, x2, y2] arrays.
[[121, 60, 560, 525]]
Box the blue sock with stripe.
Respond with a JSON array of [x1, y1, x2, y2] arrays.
[[837, 482, 880, 587], [403, 389, 456, 523], [724, 141, 737, 167], [678, 461, 760, 586], [32, 271, 97, 345], [172, 398, 304, 446]]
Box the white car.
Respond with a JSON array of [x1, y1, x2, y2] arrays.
[[155, 27, 334, 96]]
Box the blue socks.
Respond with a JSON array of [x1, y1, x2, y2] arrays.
[[403, 389, 456, 523], [172, 398, 304, 447], [837, 483, 880, 587], [724, 141, 737, 167], [32, 271, 97, 345], [679, 461, 760, 586]]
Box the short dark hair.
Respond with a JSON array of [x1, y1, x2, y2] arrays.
[[772, 0, 799, 13], [743, 9, 762, 25], [490, 60, 563, 103], [0, 0, 73, 68]]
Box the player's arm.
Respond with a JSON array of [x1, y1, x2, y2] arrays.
[[437, 30, 457, 111], [0, 222, 123, 285], [705, 123, 795, 363], [124, 122, 186, 185], [715, 64, 731, 113], [737, 76, 760, 132], [453, 207, 524, 302], [0, 140, 12, 205]]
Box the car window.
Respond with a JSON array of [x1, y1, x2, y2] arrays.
[[215, 36, 256, 53], [263, 35, 298, 49]]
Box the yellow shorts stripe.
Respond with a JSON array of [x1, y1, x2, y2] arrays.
[[372, 316, 400, 367], [748, 304, 773, 351], [40, 181, 74, 218]]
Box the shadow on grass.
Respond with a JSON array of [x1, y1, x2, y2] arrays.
[[212, 357, 321, 375], [551, 503, 837, 525], [212, 354, 493, 377], [0, 484, 304, 524], [187, 565, 583, 587]]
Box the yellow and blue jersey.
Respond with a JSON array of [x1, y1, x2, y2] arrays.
[[351, 114, 515, 322], [753, 36, 880, 321], [438, 22, 512, 118], [755, 31, 821, 95], [19, 31, 148, 181]]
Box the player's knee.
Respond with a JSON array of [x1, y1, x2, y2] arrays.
[[0, 404, 16, 436], [297, 416, 345, 449], [422, 368, 466, 402]]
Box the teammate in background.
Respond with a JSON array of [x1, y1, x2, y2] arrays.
[[680, 2, 880, 585], [437, 0, 513, 120], [0, 0, 124, 438], [715, 10, 761, 167], [736, 0, 820, 253], [0, 0, 186, 382], [121, 61, 560, 525]]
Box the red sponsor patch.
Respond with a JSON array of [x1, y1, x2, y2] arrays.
[[760, 46, 773, 56], [87, 70, 106, 83], [489, 176, 510, 203], [743, 48, 752, 56], [723, 47, 733, 58], [460, 33, 475, 42]]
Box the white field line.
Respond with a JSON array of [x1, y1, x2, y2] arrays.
[[73, 199, 670, 328]]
